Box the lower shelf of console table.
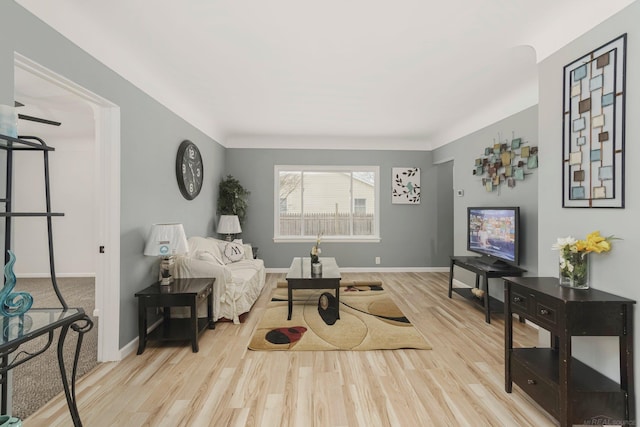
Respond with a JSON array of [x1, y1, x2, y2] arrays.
[[511, 348, 628, 421]]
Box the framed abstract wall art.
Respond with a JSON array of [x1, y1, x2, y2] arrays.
[[392, 167, 420, 204], [472, 134, 538, 193], [562, 34, 626, 208]]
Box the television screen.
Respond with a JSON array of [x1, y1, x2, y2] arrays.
[[467, 207, 519, 265]]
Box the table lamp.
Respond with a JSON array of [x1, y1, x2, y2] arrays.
[[217, 215, 242, 241], [143, 223, 189, 284]]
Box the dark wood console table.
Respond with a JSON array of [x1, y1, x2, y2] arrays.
[[504, 276, 635, 427], [448, 256, 526, 323]]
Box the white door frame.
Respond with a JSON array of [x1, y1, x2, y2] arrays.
[[15, 53, 121, 361]]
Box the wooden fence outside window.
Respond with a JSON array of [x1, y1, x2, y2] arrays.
[[279, 212, 374, 236]]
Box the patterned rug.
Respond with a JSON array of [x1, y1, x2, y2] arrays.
[[248, 282, 431, 351]]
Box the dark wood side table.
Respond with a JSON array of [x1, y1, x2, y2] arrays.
[[285, 257, 341, 320], [504, 276, 635, 427], [135, 277, 215, 354], [448, 256, 526, 323]]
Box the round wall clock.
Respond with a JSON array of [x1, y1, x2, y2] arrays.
[[176, 140, 203, 200]]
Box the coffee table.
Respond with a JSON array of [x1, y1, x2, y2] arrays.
[[285, 257, 341, 320]]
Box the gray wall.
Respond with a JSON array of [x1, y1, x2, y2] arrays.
[[433, 106, 539, 296], [225, 148, 452, 268], [435, 160, 454, 266], [538, 1, 640, 393], [0, 2, 226, 347]]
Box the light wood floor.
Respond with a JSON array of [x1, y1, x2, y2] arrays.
[[26, 272, 557, 426]]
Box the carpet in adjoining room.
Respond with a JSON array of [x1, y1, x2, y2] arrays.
[[11, 277, 99, 420], [249, 282, 431, 351]]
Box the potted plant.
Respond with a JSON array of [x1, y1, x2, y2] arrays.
[[217, 175, 250, 225]]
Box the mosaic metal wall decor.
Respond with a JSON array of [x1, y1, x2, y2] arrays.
[[392, 167, 420, 204], [562, 34, 626, 208], [472, 134, 537, 192]]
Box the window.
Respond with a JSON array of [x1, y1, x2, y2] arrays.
[[274, 165, 380, 241]]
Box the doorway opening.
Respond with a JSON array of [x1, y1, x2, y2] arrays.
[[14, 53, 121, 362]]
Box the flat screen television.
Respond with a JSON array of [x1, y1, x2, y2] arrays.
[[467, 206, 520, 266]]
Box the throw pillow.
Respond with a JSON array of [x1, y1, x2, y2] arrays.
[[218, 241, 245, 264], [243, 243, 253, 260]]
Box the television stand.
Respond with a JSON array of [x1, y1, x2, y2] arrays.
[[477, 256, 511, 268], [448, 256, 526, 323]]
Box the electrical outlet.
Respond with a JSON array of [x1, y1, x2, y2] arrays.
[[375, 257, 381, 265]]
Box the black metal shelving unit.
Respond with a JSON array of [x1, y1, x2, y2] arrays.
[[1, 134, 67, 308], [0, 133, 93, 426]]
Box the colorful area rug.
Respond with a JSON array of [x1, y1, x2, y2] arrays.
[[248, 282, 431, 351]]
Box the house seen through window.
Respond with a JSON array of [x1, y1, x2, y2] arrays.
[[275, 166, 380, 240]]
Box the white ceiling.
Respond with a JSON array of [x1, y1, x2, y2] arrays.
[[14, 68, 94, 140], [14, 0, 636, 150]]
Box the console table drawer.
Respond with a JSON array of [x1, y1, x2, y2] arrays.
[[510, 291, 528, 314], [509, 284, 561, 331], [535, 301, 557, 326], [199, 285, 213, 299], [511, 357, 559, 417]]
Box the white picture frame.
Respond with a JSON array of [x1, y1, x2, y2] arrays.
[[392, 167, 420, 204]]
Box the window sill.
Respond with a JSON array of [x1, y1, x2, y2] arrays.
[[273, 236, 381, 243]]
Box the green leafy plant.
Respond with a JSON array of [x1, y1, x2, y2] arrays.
[[217, 175, 250, 225]]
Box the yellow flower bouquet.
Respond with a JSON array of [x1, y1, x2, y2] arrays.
[[551, 231, 615, 289]]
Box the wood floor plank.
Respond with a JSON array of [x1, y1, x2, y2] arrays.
[[25, 272, 557, 426]]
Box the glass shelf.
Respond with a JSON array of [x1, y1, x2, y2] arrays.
[[0, 308, 84, 349]]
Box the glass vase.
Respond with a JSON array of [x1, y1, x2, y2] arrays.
[[311, 262, 322, 277], [559, 252, 589, 289]]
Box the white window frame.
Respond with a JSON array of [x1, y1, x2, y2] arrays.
[[274, 165, 380, 242], [354, 198, 367, 215]]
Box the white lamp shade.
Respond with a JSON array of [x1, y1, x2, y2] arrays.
[[143, 223, 189, 256], [217, 215, 242, 234]]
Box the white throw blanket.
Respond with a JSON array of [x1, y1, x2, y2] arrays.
[[173, 237, 266, 323]]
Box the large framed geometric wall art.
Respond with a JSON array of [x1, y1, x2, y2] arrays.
[[562, 34, 626, 208]]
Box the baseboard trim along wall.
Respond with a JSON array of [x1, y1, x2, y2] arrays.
[[16, 272, 97, 278], [266, 266, 450, 274], [120, 317, 163, 360]]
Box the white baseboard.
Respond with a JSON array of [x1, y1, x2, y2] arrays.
[[452, 278, 471, 288], [266, 266, 449, 274], [15, 272, 96, 278], [120, 318, 163, 360]]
